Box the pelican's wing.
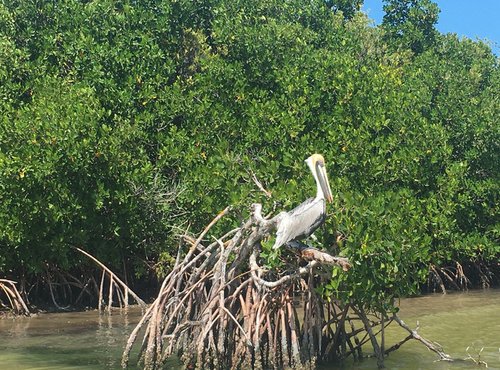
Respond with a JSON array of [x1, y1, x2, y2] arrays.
[[273, 198, 325, 249]]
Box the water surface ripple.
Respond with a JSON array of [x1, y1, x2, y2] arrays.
[[1, 289, 499, 369]]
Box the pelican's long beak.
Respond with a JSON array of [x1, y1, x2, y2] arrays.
[[306, 154, 334, 203], [316, 162, 333, 203]]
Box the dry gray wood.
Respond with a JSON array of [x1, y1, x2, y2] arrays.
[[121, 204, 451, 370], [74, 247, 146, 309], [0, 279, 30, 315]]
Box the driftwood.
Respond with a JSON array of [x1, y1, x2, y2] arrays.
[[75, 247, 146, 311], [121, 204, 453, 369]]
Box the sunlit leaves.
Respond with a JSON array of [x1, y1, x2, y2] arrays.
[[0, 0, 497, 305]]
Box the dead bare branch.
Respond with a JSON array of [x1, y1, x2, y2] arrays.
[[392, 314, 453, 362], [250, 170, 272, 198], [0, 279, 30, 315], [121, 203, 451, 370], [74, 247, 146, 310]]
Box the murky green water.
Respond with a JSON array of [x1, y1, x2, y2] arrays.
[[0, 308, 144, 370], [1, 290, 499, 369], [337, 289, 500, 370]]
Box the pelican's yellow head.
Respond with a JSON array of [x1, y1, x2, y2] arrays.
[[305, 154, 333, 203]]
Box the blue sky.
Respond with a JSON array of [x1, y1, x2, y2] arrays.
[[362, 0, 500, 55]]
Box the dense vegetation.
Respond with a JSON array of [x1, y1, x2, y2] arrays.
[[0, 0, 498, 309]]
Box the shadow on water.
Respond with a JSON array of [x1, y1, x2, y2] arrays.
[[1, 289, 500, 369]]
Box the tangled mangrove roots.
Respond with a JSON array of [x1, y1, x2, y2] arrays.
[[428, 263, 470, 293], [75, 247, 147, 311], [0, 279, 30, 315], [122, 204, 452, 369], [427, 259, 500, 294]]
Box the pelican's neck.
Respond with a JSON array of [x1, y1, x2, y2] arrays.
[[307, 159, 324, 200]]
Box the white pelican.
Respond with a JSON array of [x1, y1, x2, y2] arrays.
[[273, 153, 333, 249]]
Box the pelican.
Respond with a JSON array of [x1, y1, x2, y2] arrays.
[[273, 153, 333, 250]]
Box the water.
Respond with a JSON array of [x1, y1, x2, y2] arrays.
[[0, 308, 144, 370], [338, 289, 500, 370], [1, 290, 499, 369]]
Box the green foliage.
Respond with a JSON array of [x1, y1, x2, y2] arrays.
[[0, 78, 176, 274], [325, 0, 364, 19], [326, 189, 432, 306], [382, 0, 440, 54], [0, 0, 498, 310]]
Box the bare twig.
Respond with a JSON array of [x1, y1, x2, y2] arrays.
[[392, 314, 453, 362], [465, 346, 488, 367], [74, 247, 146, 309], [250, 170, 272, 198]]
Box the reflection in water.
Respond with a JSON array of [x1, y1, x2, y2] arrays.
[[0, 308, 144, 369], [1, 290, 499, 369], [330, 289, 500, 370]]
